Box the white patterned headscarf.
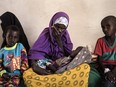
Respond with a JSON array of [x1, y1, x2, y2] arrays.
[[54, 17, 68, 27]]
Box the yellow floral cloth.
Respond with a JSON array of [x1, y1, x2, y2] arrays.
[[23, 63, 90, 87]]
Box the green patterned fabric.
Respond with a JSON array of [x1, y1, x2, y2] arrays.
[[88, 63, 101, 87]]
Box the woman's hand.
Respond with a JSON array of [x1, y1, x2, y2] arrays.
[[52, 26, 63, 49], [55, 57, 71, 66]]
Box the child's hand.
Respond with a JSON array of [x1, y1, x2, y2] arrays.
[[105, 71, 116, 83], [46, 64, 57, 73]]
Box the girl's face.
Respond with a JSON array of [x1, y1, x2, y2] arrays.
[[101, 20, 116, 37], [53, 23, 66, 36], [6, 30, 19, 47]]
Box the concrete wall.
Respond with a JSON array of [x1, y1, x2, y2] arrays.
[[0, 0, 116, 52]]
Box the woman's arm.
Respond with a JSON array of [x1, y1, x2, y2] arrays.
[[55, 35, 64, 51]]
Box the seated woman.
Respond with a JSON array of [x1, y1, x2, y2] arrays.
[[23, 12, 91, 87], [33, 46, 92, 74]]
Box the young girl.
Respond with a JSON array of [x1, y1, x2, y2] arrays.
[[0, 25, 29, 87], [94, 16, 116, 87], [0, 11, 30, 53]]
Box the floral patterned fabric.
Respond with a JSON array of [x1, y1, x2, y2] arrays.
[[0, 43, 28, 86]]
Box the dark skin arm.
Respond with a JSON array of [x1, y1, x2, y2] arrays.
[[52, 25, 65, 52], [0, 54, 11, 80], [112, 66, 116, 77], [31, 60, 52, 75], [107, 66, 116, 82], [98, 56, 105, 73], [53, 29, 64, 51], [46, 64, 57, 73], [70, 46, 83, 58], [56, 35, 64, 50], [98, 56, 116, 82]]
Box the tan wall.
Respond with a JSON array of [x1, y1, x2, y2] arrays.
[[0, 0, 116, 52]]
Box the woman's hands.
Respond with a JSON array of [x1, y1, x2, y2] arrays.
[[52, 26, 64, 51]]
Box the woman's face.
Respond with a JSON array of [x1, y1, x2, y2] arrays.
[[53, 23, 67, 36], [6, 30, 19, 47]]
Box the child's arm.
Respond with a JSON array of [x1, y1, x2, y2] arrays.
[[32, 60, 52, 75], [0, 54, 11, 81], [0, 54, 7, 76], [112, 66, 116, 76], [0, 58, 7, 77], [46, 64, 57, 73], [98, 56, 105, 73], [110, 66, 116, 82], [105, 69, 115, 83], [98, 56, 116, 82], [20, 50, 29, 73]]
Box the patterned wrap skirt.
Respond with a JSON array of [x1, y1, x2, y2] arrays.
[[23, 63, 90, 87]]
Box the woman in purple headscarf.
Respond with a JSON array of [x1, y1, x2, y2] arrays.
[[23, 12, 91, 87], [28, 11, 73, 74]]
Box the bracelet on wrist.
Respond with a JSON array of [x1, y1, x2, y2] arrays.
[[104, 68, 110, 73]]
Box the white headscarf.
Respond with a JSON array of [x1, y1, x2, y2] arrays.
[[54, 17, 68, 27]]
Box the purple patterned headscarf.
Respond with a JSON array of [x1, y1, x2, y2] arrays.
[[28, 12, 73, 61]]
